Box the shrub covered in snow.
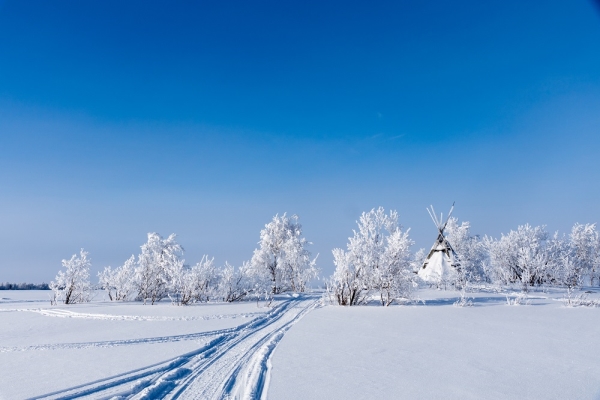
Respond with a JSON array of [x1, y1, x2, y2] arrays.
[[445, 217, 486, 286], [98, 255, 136, 301], [483, 223, 600, 291], [483, 224, 550, 289], [569, 223, 600, 286], [91, 215, 319, 306], [329, 207, 416, 306], [218, 262, 254, 302], [170, 256, 218, 305], [134, 233, 184, 305], [50, 249, 92, 305], [250, 213, 319, 295]]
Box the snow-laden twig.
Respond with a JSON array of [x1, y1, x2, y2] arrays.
[[562, 288, 600, 307], [505, 292, 531, 306]]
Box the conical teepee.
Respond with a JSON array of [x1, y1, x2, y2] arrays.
[[418, 203, 459, 283]]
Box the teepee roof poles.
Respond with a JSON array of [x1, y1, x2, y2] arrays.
[[426, 202, 455, 239], [439, 202, 455, 232]]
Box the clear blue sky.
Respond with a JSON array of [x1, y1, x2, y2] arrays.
[[1, 0, 599, 282]]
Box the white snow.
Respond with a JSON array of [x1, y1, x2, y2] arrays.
[[2, 289, 600, 399], [268, 288, 600, 400], [0, 290, 293, 399]]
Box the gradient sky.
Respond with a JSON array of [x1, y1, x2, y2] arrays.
[[1, 0, 600, 282]]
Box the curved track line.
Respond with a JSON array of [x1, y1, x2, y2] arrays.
[[217, 299, 318, 400], [0, 307, 265, 321], [2, 310, 273, 353], [32, 296, 318, 400]]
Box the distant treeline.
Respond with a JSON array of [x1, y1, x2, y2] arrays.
[[0, 282, 50, 290]]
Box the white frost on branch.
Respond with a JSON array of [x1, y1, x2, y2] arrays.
[[134, 233, 184, 305], [329, 207, 416, 306], [50, 249, 92, 305], [98, 255, 136, 301], [250, 213, 319, 294]]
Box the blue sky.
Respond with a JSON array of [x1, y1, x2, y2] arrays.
[[1, 0, 599, 282]]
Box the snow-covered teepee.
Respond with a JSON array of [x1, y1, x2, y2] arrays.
[[418, 203, 459, 283]]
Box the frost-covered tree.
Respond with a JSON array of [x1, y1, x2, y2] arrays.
[[250, 214, 318, 294], [281, 236, 319, 292], [188, 256, 218, 302], [445, 217, 486, 285], [545, 224, 600, 289], [165, 257, 189, 305], [482, 223, 600, 290], [134, 233, 184, 305], [329, 207, 416, 306], [411, 248, 427, 274], [171, 256, 218, 305], [544, 233, 572, 286], [98, 255, 136, 301], [570, 223, 600, 286], [376, 227, 415, 305], [483, 225, 549, 290], [50, 249, 92, 305], [329, 248, 368, 306], [97, 266, 114, 300], [218, 262, 254, 302]]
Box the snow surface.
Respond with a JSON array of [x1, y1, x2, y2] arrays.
[[269, 289, 600, 400], [2, 289, 600, 399], [0, 290, 316, 399]]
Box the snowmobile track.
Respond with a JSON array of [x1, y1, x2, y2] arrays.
[[31, 295, 319, 400]]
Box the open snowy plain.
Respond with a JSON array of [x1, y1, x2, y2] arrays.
[[1, 288, 600, 399]]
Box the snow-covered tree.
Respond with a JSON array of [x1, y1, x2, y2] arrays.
[[483, 224, 549, 290], [445, 217, 486, 285], [98, 255, 136, 301], [98, 266, 115, 300], [165, 257, 189, 305], [544, 232, 571, 286], [570, 223, 600, 286], [329, 207, 416, 306], [411, 248, 427, 273], [329, 248, 368, 306], [50, 249, 92, 305], [376, 227, 415, 305], [250, 214, 318, 294], [171, 256, 218, 305], [481, 223, 600, 290], [134, 233, 184, 305], [218, 262, 254, 302]]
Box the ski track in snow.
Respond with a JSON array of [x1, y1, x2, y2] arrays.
[[0, 307, 265, 321], [29, 295, 319, 400]]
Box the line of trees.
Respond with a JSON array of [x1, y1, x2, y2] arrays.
[[417, 218, 600, 293], [50, 213, 319, 305], [328, 209, 600, 306], [47, 206, 600, 306], [0, 282, 50, 290], [482, 222, 600, 290]]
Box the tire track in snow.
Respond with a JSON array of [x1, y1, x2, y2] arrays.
[[28, 335, 231, 400], [1, 330, 222, 353], [164, 296, 318, 400], [211, 298, 317, 400], [0, 307, 265, 321], [0, 311, 267, 353], [31, 295, 318, 400]]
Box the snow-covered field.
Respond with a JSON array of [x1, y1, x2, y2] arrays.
[[0, 291, 318, 399], [1, 289, 600, 399]]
